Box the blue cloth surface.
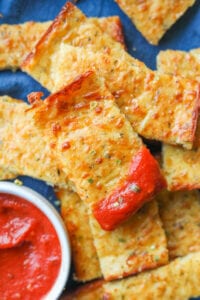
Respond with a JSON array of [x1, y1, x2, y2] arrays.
[[0, 0, 200, 297]]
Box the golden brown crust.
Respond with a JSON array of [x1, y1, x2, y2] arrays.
[[32, 71, 155, 230], [157, 190, 200, 259], [0, 16, 125, 71], [0, 95, 69, 187], [89, 201, 168, 280], [0, 21, 51, 70], [0, 76, 167, 282], [62, 252, 200, 300], [22, 3, 200, 149], [98, 16, 125, 48], [157, 49, 200, 190], [162, 143, 200, 191], [22, 2, 78, 68], [157, 49, 200, 79], [115, 0, 196, 45], [22, 3, 125, 69], [57, 188, 102, 282], [104, 252, 200, 300]]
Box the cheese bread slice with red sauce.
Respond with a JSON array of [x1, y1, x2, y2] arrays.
[[0, 16, 125, 71], [32, 71, 165, 230], [89, 200, 168, 280], [157, 190, 200, 260], [157, 49, 200, 190], [0, 95, 68, 187], [59, 188, 168, 281], [57, 188, 102, 282], [114, 0, 196, 45], [22, 3, 200, 149]]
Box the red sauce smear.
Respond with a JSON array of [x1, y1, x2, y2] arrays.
[[0, 193, 61, 300], [93, 147, 166, 231]]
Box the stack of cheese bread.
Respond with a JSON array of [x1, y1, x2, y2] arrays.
[[0, 2, 200, 299]]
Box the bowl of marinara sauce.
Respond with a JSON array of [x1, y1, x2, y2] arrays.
[[0, 181, 71, 300]]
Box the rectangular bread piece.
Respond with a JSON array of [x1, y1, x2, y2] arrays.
[[104, 251, 200, 300], [31, 70, 165, 230], [0, 16, 125, 71], [0, 95, 68, 187], [57, 188, 102, 282], [115, 0, 196, 45], [157, 190, 200, 259], [157, 49, 200, 190], [57, 181, 168, 282], [157, 49, 200, 79], [21, 3, 200, 149], [0, 21, 51, 70], [63, 252, 200, 300], [89, 200, 168, 280]]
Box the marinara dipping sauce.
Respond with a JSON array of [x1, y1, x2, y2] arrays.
[[0, 192, 62, 300]]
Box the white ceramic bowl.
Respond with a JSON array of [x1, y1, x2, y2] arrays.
[[0, 181, 71, 300]]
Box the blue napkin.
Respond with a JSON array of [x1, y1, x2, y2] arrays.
[[0, 0, 200, 295]]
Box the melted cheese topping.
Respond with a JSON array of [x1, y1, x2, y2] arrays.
[[0, 96, 68, 187], [104, 252, 200, 300], [22, 3, 200, 149], [89, 200, 168, 280], [0, 17, 124, 71], [157, 49, 200, 190], [58, 188, 102, 282], [158, 190, 200, 259], [115, 0, 195, 45], [32, 71, 143, 211]]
